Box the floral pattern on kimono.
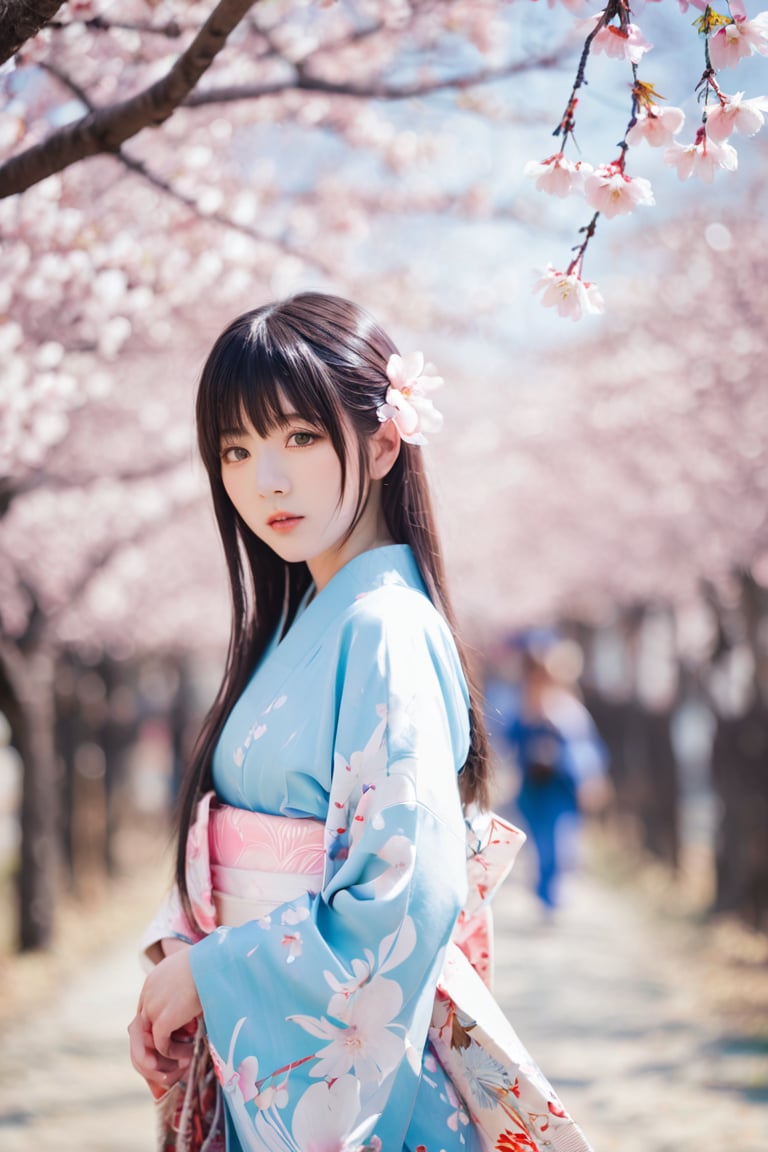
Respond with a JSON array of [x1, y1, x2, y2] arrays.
[[142, 546, 594, 1152], [191, 548, 471, 1150]]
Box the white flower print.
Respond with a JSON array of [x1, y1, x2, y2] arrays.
[[237, 1055, 290, 1111], [324, 955, 375, 1020], [332, 707, 388, 814], [289, 977, 405, 1084], [282, 905, 310, 926], [290, 1075, 372, 1151], [444, 1078, 471, 1134], [371, 834, 415, 897], [321, 914, 417, 1021], [459, 1038, 513, 1110], [281, 931, 303, 962]]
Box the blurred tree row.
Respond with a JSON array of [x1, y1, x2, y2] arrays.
[[577, 566, 768, 931]]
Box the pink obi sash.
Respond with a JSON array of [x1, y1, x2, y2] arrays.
[[208, 805, 325, 928]]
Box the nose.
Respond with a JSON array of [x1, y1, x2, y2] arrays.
[[255, 448, 290, 497]]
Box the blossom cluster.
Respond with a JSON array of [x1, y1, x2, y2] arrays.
[[526, 1, 768, 319]]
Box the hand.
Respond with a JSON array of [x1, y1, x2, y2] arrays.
[[139, 944, 203, 1060], [128, 1010, 193, 1094]]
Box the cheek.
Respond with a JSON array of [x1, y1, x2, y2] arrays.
[[222, 473, 249, 520], [303, 450, 345, 503]]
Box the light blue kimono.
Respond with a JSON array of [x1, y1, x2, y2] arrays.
[[188, 545, 477, 1150]]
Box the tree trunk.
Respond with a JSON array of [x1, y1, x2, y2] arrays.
[[2, 642, 59, 950]]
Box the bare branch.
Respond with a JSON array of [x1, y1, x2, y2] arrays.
[[38, 60, 94, 111], [49, 15, 185, 39], [0, 0, 65, 65], [0, 0, 258, 199]]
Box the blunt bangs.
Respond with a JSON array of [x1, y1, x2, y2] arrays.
[[196, 310, 349, 481]]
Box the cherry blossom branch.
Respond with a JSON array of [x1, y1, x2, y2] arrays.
[[46, 495, 203, 627], [553, 0, 630, 149], [5, 458, 189, 506], [0, 0, 258, 199], [0, 0, 66, 66], [184, 51, 564, 108], [695, 8, 726, 111], [308, 18, 387, 56], [566, 211, 600, 278], [114, 149, 335, 278]]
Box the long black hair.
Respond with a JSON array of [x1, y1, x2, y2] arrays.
[[176, 292, 491, 922]]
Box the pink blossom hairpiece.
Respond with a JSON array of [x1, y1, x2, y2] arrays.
[[376, 352, 444, 446]]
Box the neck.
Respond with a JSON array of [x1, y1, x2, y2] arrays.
[[308, 487, 393, 591]]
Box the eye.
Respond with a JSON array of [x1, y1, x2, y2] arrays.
[[288, 430, 317, 448], [220, 445, 249, 463]]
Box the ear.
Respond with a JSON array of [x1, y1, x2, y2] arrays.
[[368, 419, 401, 480]]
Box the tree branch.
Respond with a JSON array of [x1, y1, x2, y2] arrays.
[[49, 15, 185, 39], [48, 489, 203, 625], [115, 148, 335, 277], [0, 0, 66, 65], [184, 52, 564, 108], [0, 0, 257, 199], [38, 60, 94, 111]]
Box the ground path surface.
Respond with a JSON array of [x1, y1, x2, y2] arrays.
[[1, 867, 767, 1151]]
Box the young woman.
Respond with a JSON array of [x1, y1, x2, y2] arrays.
[[129, 293, 593, 1152]]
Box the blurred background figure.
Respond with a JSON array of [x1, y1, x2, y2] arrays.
[[500, 631, 611, 916]]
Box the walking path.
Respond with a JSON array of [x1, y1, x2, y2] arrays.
[[0, 867, 766, 1151]]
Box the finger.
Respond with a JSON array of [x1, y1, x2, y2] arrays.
[[172, 1020, 199, 1040], [152, 1021, 173, 1060], [166, 1037, 195, 1063], [129, 1017, 184, 1078], [146, 1063, 186, 1091]]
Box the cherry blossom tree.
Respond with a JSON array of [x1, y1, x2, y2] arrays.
[[2, 0, 768, 949]]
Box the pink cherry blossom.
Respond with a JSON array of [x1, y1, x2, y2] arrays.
[[377, 351, 444, 446], [664, 134, 738, 183], [586, 19, 653, 65], [626, 105, 686, 148], [534, 266, 605, 322], [704, 92, 768, 141], [523, 153, 593, 197], [583, 163, 655, 218], [709, 13, 768, 70]]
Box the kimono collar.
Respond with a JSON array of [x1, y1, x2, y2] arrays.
[[310, 543, 427, 606], [267, 545, 427, 681]]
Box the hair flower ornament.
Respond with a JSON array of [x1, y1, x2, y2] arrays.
[[377, 352, 444, 446]]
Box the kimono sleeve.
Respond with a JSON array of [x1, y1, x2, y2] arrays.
[[188, 589, 471, 1150]]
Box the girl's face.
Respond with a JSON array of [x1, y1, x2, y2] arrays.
[[220, 405, 391, 590]]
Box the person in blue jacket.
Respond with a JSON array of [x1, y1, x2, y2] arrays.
[[506, 632, 610, 913]]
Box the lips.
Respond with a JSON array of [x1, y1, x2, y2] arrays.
[[267, 511, 304, 532]]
